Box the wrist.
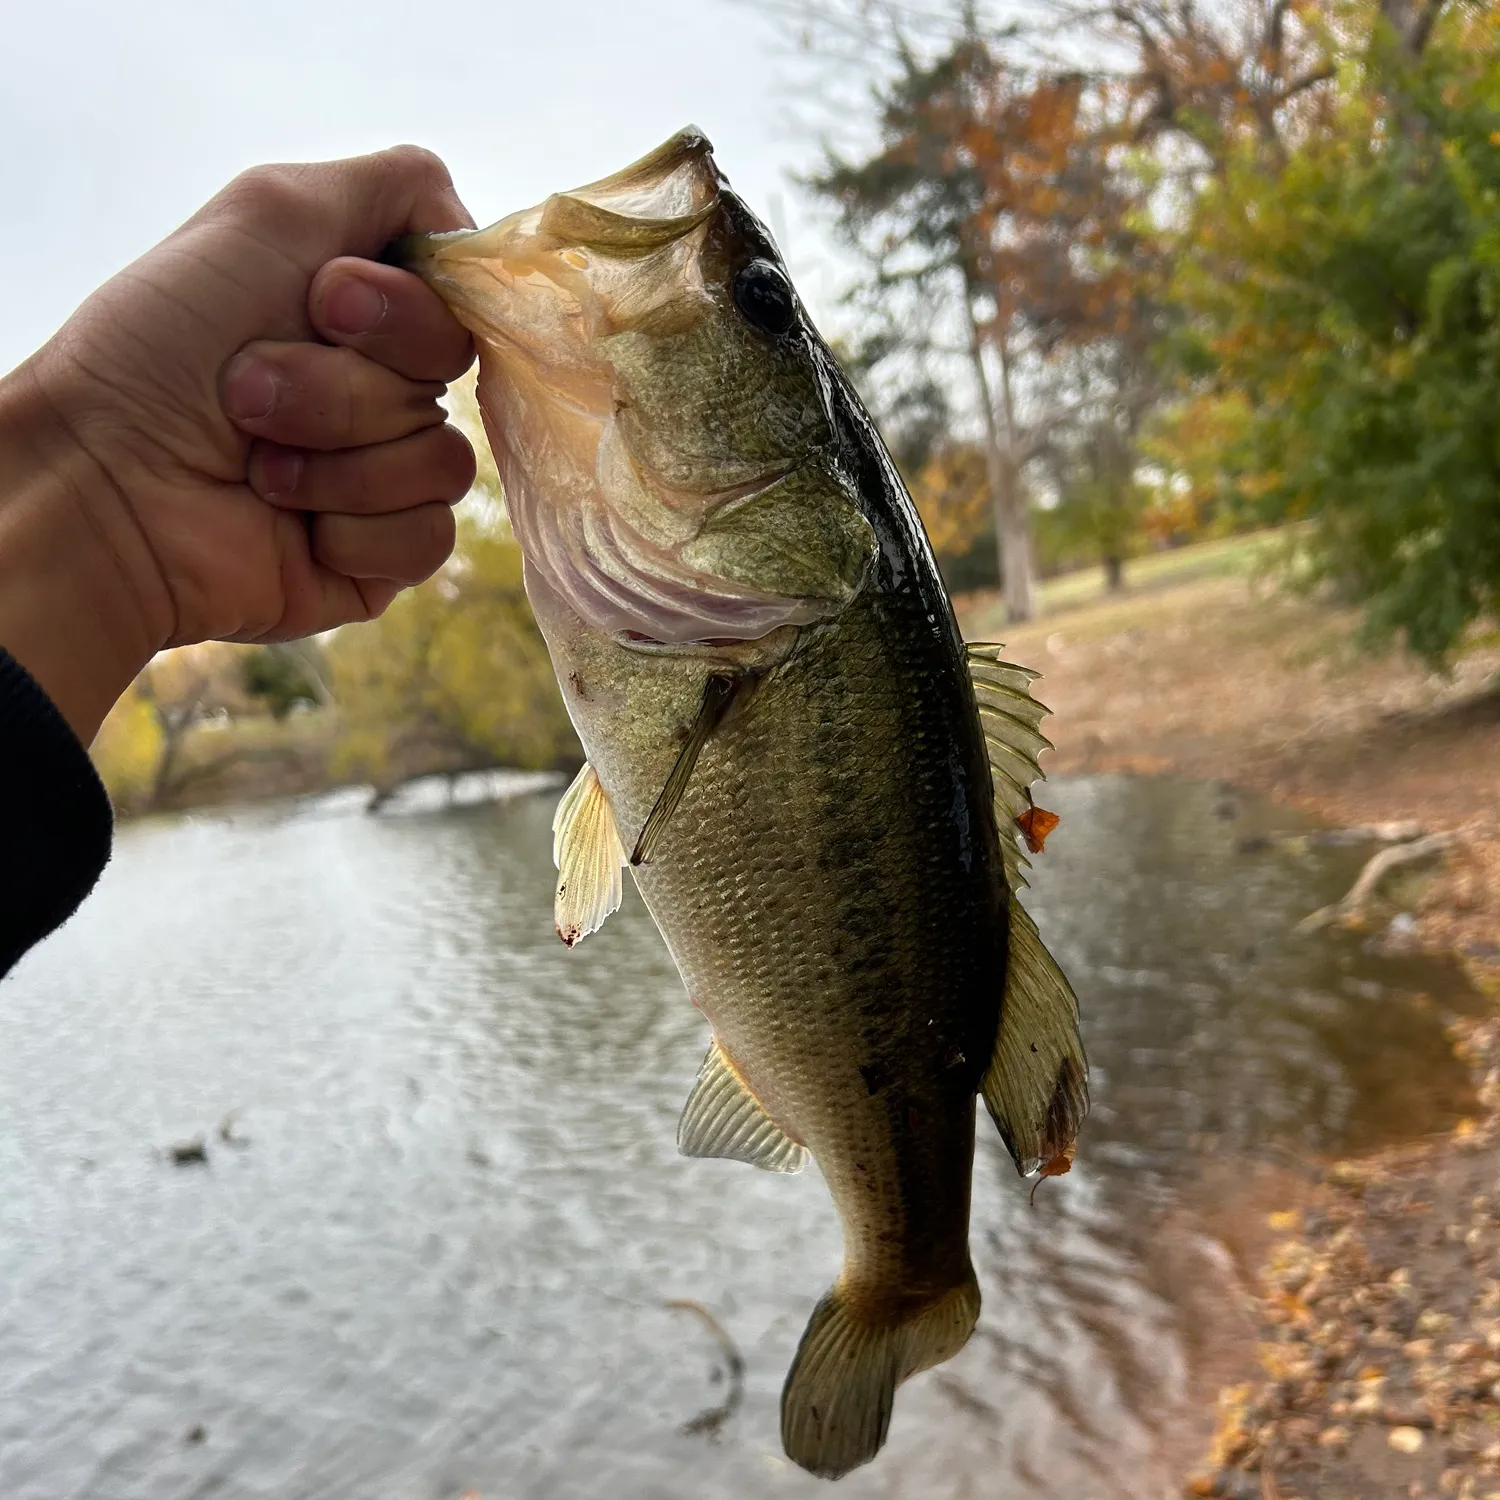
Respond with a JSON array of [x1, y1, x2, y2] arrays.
[[0, 355, 168, 744]]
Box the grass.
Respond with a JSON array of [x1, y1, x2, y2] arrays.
[[1037, 530, 1281, 616]]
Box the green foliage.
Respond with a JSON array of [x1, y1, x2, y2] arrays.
[[240, 645, 322, 720], [1035, 477, 1151, 586], [331, 374, 579, 785], [1161, 11, 1500, 662], [90, 684, 163, 815], [330, 510, 578, 785]]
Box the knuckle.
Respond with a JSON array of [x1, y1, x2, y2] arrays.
[[383, 143, 452, 191], [315, 350, 362, 446], [221, 164, 311, 229]]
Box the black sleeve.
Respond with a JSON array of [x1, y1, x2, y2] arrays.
[[0, 649, 113, 978]]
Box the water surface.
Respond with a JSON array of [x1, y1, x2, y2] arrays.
[[0, 775, 1479, 1499]]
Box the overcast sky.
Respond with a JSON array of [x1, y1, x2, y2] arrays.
[[0, 0, 860, 376]]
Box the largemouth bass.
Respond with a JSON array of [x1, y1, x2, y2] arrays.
[[397, 129, 1088, 1478]]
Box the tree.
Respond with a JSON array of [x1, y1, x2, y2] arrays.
[[240, 642, 331, 720], [329, 513, 578, 792], [91, 642, 259, 813], [808, 30, 1156, 618], [330, 380, 578, 791], [1157, 6, 1500, 661]]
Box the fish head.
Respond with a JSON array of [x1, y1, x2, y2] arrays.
[[398, 128, 875, 646]]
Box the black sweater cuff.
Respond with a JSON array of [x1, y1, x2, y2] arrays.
[[0, 649, 113, 977]]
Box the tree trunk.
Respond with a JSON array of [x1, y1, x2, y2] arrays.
[[1104, 553, 1125, 592], [993, 333, 1036, 623], [964, 303, 1037, 622], [150, 708, 191, 808]]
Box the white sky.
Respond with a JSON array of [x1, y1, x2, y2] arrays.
[[0, 0, 860, 376]]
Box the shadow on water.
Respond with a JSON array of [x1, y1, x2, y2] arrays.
[[0, 775, 1482, 1500]]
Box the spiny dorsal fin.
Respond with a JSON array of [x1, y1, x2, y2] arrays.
[[965, 642, 1090, 1177], [966, 642, 1054, 890], [553, 762, 627, 947], [678, 1038, 808, 1173], [632, 673, 742, 867]]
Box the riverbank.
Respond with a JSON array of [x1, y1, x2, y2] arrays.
[[1183, 1010, 1500, 1500], [956, 540, 1500, 1500], [956, 541, 1500, 968]]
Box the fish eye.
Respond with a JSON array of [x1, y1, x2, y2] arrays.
[[732, 259, 797, 337]]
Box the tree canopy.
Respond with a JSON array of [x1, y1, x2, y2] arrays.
[[1160, 6, 1500, 660]]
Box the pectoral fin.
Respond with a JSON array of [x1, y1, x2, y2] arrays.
[[553, 762, 627, 947], [966, 643, 1090, 1175], [631, 673, 743, 866], [678, 1038, 807, 1173]]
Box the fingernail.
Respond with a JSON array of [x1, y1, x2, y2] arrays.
[[324, 276, 388, 336], [222, 356, 281, 422], [258, 448, 302, 500]]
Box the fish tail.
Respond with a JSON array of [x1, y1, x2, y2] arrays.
[[780, 1268, 980, 1479]]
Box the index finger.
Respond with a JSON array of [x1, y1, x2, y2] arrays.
[[308, 257, 474, 382], [212, 145, 478, 279]]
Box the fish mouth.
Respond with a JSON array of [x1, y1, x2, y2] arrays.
[[389, 130, 846, 647], [388, 127, 721, 278]]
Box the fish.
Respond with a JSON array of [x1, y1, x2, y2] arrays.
[[395, 128, 1088, 1479]]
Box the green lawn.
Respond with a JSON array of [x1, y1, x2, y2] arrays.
[[1036, 531, 1280, 615]]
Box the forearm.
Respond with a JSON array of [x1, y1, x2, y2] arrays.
[[0, 356, 166, 744]]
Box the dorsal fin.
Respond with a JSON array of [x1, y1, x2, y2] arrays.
[[965, 642, 1090, 1177], [679, 1038, 808, 1173], [552, 761, 627, 947]]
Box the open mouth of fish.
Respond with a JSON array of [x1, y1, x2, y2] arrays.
[[391, 130, 832, 649]]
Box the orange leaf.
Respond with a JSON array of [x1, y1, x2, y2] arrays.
[[1016, 805, 1061, 854], [1029, 1142, 1076, 1205]]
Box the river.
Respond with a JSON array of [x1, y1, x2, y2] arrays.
[[0, 774, 1481, 1500]]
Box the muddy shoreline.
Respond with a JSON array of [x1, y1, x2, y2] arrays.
[[957, 571, 1500, 974], [957, 569, 1500, 1500]]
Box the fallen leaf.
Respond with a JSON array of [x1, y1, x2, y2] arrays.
[[1388, 1426, 1425, 1454], [1016, 805, 1061, 854], [1029, 1143, 1076, 1206]]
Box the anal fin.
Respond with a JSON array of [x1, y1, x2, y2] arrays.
[[552, 762, 627, 947], [678, 1039, 807, 1174]]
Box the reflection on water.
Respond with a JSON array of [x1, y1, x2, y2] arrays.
[[0, 776, 1480, 1500]]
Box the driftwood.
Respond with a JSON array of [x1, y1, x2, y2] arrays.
[[1297, 832, 1459, 934], [1303, 820, 1425, 847], [665, 1299, 745, 1440]]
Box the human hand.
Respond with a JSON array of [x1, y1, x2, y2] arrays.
[[0, 146, 478, 742]]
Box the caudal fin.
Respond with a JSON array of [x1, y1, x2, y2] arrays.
[[780, 1272, 980, 1479]]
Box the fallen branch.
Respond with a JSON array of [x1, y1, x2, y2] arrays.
[[1296, 831, 1459, 934], [1304, 820, 1424, 847], [665, 1299, 745, 1440]]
